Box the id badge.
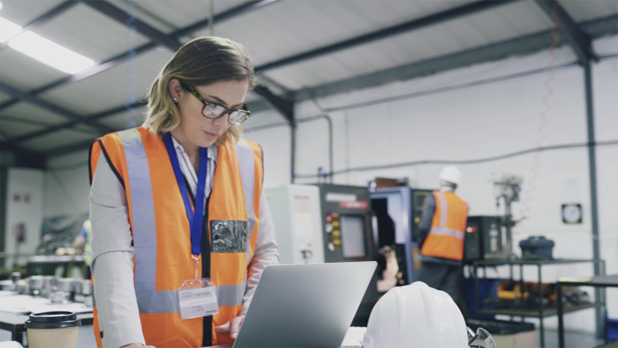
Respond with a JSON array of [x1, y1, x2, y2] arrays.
[[178, 278, 219, 320]]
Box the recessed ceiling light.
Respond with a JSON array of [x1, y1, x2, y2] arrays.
[[0, 16, 22, 42], [9, 31, 94, 74]]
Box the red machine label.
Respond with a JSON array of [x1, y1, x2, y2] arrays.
[[339, 201, 367, 209]]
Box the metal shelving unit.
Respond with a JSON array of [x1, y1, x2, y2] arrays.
[[470, 258, 606, 348]]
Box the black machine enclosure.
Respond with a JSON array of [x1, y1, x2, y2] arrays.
[[464, 215, 504, 263], [312, 184, 377, 326]]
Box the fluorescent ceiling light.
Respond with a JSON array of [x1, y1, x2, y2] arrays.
[[9, 31, 94, 74], [0, 16, 22, 42]]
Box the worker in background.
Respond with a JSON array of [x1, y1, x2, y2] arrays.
[[73, 219, 92, 279], [89, 37, 279, 348], [417, 166, 469, 316]]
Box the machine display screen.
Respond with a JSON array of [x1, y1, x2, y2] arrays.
[[340, 215, 366, 258]]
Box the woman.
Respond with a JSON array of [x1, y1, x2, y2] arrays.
[[89, 37, 279, 348]]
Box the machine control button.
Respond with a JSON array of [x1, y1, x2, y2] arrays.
[[333, 239, 341, 246], [332, 230, 340, 237], [332, 221, 340, 227], [325, 224, 334, 233], [328, 242, 336, 251], [326, 215, 332, 223]]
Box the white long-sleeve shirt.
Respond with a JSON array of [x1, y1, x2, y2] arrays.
[[90, 137, 279, 348]]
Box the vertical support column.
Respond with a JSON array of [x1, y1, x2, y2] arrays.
[[584, 61, 603, 337], [557, 283, 565, 348], [0, 166, 7, 260], [290, 122, 296, 183]]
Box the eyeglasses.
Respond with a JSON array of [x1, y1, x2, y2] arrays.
[[180, 81, 252, 125]]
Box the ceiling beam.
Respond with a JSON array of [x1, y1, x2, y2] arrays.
[[43, 139, 96, 158], [534, 0, 599, 64], [173, 0, 280, 38], [11, 100, 147, 144], [253, 85, 294, 123], [254, 0, 518, 72], [81, 0, 182, 50], [10, 4, 618, 150], [0, 81, 115, 133], [11, 12, 617, 146], [4, 0, 284, 141], [0, 0, 280, 112], [292, 13, 616, 105], [0, 1, 77, 51]]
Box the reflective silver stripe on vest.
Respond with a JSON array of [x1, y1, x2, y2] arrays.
[[120, 131, 253, 313], [429, 191, 464, 240], [428, 227, 465, 240], [236, 140, 257, 265], [437, 191, 447, 229], [118, 129, 157, 292], [136, 282, 247, 314]]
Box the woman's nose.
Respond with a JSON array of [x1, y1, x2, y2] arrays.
[[213, 113, 229, 128]]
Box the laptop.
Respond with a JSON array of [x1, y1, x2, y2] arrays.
[[218, 261, 376, 348]]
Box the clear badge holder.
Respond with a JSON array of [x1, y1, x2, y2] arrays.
[[178, 256, 219, 320]]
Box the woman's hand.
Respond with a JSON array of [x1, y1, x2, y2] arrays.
[[215, 315, 246, 339], [121, 343, 155, 348]]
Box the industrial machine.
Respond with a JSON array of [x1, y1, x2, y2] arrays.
[[265, 184, 377, 264], [265, 185, 325, 264], [266, 183, 379, 326], [489, 173, 523, 259], [463, 216, 504, 263], [370, 187, 432, 285], [313, 183, 377, 326], [312, 184, 377, 264]]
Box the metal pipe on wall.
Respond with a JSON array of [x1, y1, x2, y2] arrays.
[[295, 114, 334, 183]]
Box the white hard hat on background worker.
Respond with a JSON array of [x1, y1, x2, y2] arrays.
[[361, 282, 468, 348], [439, 166, 462, 185]]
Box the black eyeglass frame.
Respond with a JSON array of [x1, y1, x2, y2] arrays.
[[179, 81, 252, 125]]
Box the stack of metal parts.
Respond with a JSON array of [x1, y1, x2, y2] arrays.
[[0, 272, 93, 307]]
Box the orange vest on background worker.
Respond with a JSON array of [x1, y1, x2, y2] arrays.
[[89, 127, 263, 347], [420, 191, 469, 261]]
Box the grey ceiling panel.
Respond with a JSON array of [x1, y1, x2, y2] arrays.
[[1, 102, 72, 127], [0, 0, 66, 27], [107, 0, 250, 35], [19, 128, 100, 152], [260, 1, 555, 90], [560, 0, 618, 22], [35, 3, 152, 63], [97, 106, 148, 130], [202, 0, 477, 66], [0, 91, 12, 104], [0, 49, 68, 91], [0, 120, 47, 139], [38, 49, 173, 116]]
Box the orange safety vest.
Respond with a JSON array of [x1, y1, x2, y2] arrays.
[[420, 191, 468, 261], [89, 127, 263, 347]]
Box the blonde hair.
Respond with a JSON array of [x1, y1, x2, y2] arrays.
[[143, 37, 254, 146]]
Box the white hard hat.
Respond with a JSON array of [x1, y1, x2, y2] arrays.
[[439, 166, 462, 185], [361, 282, 468, 348]]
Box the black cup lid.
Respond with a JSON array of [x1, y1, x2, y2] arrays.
[[25, 311, 81, 329]]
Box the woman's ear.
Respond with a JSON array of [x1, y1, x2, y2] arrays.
[[168, 78, 182, 102]]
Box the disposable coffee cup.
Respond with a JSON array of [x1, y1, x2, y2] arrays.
[[25, 311, 81, 348]]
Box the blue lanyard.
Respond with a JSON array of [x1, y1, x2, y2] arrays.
[[163, 132, 208, 256]]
